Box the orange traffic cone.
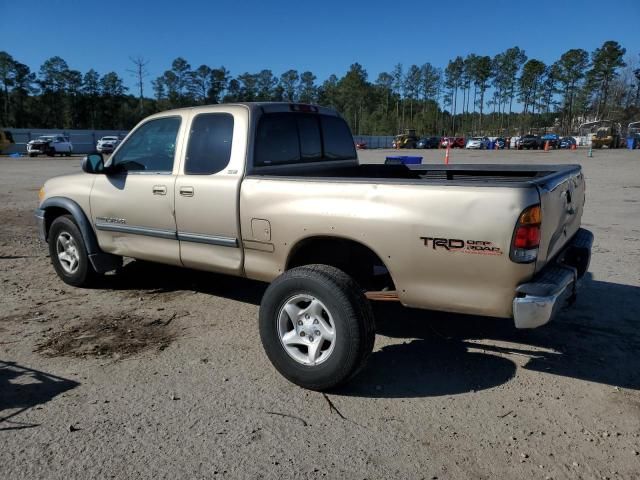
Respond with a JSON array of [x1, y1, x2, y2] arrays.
[[444, 145, 450, 164], [544, 140, 550, 152]]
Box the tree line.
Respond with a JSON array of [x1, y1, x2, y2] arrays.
[[1, 40, 639, 136]]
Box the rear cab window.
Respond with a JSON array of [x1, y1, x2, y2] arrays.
[[185, 113, 234, 175], [254, 113, 355, 167]]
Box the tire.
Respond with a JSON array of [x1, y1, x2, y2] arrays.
[[46, 148, 55, 157], [259, 264, 375, 391], [48, 215, 98, 287], [29, 153, 36, 157]]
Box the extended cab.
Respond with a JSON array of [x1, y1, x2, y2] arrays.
[[35, 103, 593, 390]]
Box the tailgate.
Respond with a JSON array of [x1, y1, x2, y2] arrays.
[[535, 166, 585, 271]]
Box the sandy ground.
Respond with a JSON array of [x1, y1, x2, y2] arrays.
[[1, 148, 639, 479]]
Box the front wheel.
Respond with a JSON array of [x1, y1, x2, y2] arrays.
[[259, 265, 375, 390], [48, 215, 98, 287]]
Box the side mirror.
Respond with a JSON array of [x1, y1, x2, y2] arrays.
[[82, 153, 105, 174]]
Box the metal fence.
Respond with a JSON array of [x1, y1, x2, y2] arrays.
[[4, 128, 130, 155], [3, 129, 595, 155], [353, 135, 395, 149]]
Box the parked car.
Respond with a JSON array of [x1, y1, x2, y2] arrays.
[[541, 133, 560, 149], [465, 136, 490, 149], [440, 136, 465, 148], [416, 136, 440, 149], [27, 135, 73, 157], [355, 141, 367, 150], [516, 135, 543, 150], [494, 137, 506, 149], [560, 137, 577, 149], [96, 136, 121, 154], [35, 102, 592, 390]]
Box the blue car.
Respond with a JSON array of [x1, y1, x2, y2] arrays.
[[541, 133, 560, 149]]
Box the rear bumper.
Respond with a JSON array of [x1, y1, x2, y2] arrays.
[[513, 228, 593, 329]]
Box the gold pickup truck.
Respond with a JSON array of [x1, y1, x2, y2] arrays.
[[35, 103, 593, 390]]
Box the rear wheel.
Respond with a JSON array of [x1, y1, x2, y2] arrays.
[[259, 265, 375, 390], [48, 215, 98, 287]]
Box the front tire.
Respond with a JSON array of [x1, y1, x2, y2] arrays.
[[48, 215, 98, 287], [259, 264, 375, 390]]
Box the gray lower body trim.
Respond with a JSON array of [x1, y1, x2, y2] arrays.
[[178, 232, 238, 247], [95, 222, 238, 247], [95, 222, 177, 240]]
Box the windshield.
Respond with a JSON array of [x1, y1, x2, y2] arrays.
[[102, 136, 118, 141], [37, 136, 55, 141]]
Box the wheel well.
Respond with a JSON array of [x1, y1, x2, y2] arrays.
[[286, 237, 395, 291], [43, 207, 70, 241]]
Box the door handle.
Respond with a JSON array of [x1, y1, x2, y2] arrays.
[[152, 185, 167, 195], [179, 186, 194, 197]]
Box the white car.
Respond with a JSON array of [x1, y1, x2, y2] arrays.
[[27, 135, 73, 157], [465, 136, 490, 149], [96, 136, 121, 153]]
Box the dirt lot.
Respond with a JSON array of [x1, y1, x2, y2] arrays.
[[1, 148, 639, 479]]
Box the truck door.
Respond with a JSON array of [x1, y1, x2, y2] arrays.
[[174, 108, 247, 275], [90, 115, 185, 265]]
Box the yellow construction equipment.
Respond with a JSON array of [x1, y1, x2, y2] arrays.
[[580, 120, 621, 149]]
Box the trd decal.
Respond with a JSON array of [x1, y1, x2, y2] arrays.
[[420, 237, 503, 255]]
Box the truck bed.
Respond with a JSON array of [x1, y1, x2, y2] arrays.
[[250, 163, 581, 188], [247, 161, 586, 277]]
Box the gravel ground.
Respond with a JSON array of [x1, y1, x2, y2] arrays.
[[1, 148, 639, 479]]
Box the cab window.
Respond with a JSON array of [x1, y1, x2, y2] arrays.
[[185, 113, 234, 175], [254, 113, 355, 167], [110, 117, 181, 173]]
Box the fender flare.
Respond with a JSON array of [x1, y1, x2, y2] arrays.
[[40, 196, 99, 254]]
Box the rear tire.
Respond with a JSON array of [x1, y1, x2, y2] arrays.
[[259, 264, 375, 390], [48, 215, 98, 287]]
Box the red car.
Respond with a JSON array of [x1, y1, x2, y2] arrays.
[[355, 142, 367, 150], [440, 136, 465, 148]]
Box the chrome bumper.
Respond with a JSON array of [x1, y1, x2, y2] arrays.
[[35, 208, 46, 242], [513, 228, 593, 329]]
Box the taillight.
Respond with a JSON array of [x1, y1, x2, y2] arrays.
[[511, 205, 541, 263], [514, 225, 541, 248]]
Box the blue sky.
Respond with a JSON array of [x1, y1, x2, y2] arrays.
[[3, 0, 639, 93]]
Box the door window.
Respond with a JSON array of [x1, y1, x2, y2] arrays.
[[185, 113, 234, 175], [110, 117, 181, 173]]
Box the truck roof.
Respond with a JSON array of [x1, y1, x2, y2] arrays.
[[153, 102, 341, 118]]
